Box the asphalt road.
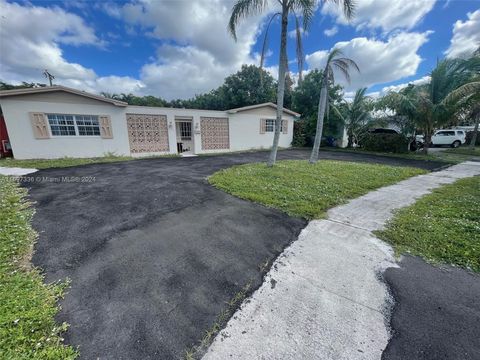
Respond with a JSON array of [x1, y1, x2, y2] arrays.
[[383, 256, 480, 360], [25, 149, 447, 359]]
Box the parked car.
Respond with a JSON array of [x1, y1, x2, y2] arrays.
[[432, 130, 466, 147], [417, 130, 466, 148]]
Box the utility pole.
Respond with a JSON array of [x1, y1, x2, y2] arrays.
[[43, 69, 55, 86]]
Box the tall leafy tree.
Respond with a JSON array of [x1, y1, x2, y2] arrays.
[[292, 69, 344, 143], [218, 64, 277, 109], [309, 48, 359, 163], [0, 82, 46, 90], [229, 0, 355, 166]]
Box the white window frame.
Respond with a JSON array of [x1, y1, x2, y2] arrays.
[[46, 114, 101, 137], [264, 119, 284, 133]]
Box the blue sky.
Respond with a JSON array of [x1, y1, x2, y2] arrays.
[[0, 0, 479, 100]]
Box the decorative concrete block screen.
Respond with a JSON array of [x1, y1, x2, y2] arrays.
[[200, 117, 230, 150], [126, 113, 169, 153]]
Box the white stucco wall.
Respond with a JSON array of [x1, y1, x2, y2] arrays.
[[0, 97, 131, 159], [0, 93, 297, 159], [229, 108, 295, 152]]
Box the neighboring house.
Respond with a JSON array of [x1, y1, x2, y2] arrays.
[[0, 86, 299, 159]]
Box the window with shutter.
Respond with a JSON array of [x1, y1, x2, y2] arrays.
[[29, 112, 50, 139], [99, 115, 113, 139], [282, 120, 288, 134], [260, 119, 266, 134]]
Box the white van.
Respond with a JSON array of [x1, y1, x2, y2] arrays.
[[431, 130, 466, 148]]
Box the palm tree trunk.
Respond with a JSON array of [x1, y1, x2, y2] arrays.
[[309, 73, 328, 163], [267, 7, 288, 167], [469, 116, 479, 149], [423, 129, 431, 155]]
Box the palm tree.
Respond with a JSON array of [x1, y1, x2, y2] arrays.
[[309, 48, 359, 163], [342, 87, 373, 147], [229, 0, 355, 166], [386, 57, 480, 154]]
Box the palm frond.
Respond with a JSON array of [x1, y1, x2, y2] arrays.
[[260, 12, 281, 69], [330, 102, 345, 122], [228, 0, 269, 41], [335, 57, 360, 73], [332, 60, 351, 83], [443, 81, 480, 105], [291, 0, 316, 29], [325, 0, 356, 20]]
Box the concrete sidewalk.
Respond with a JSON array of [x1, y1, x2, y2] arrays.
[[203, 161, 480, 360]]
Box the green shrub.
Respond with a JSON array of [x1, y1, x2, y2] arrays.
[[465, 130, 480, 146], [292, 119, 307, 147], [361, 133, 409, 153]]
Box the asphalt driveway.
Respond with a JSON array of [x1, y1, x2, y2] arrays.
[[26, 149, 445, 359]]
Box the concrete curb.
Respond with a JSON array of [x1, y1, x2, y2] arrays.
[[0, 166, 38, 176], [202, 162, 480, 360]]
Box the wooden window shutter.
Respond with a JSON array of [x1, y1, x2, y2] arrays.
[[29, 112, 50, 139], [99, 115, 113, 139], [282, 120, 288, 134], [260, 119, 266, 134]]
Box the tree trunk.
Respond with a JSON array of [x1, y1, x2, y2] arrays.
[[267, 7, 288, 167], [309, 73, 328, 163], [469, 116, 479, 149], [423, 129, 431, 155]]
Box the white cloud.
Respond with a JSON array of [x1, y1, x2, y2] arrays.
[[324, 26, 338, 37], [111, 0, 277, 99], [322, 0, 436, 32], [305, 31, 432, 91], [380, 76, 430, 94], [0, 0, 142, 94], [445, 10, 480, 58], [0, 0, 98, 82], [288, 27, 307, 39]]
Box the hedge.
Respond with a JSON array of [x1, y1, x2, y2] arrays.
[[361, 133, 410, 153], [466, 130, 480, 146]]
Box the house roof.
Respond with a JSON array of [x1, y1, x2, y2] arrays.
[[0, 85, 128, 107], [227, 102, 300, 117]]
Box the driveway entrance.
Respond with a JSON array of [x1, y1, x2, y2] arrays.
[[26, 150, 445, 359]]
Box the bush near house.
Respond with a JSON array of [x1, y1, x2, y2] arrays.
[[361, 133, 410, 153], [292, 119, 307, 147], [0, 176, 77, 359], [465, 130, 480, 146]]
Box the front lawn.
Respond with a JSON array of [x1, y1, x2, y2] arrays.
[[0, 177, 77, 359], [444, 146, 480, 156], [0, 154, 177, 170], [209, 160, 426, 219], [323, 146, 479, 164], [377, 176, 480, 272]]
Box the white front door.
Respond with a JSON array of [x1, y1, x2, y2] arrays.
[[176, 120, 193, 154]]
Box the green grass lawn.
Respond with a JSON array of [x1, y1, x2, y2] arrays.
[[209, 160, 426, 219], [0, 176, 77, 359], [444, 146, 480, 156], [0, 154, 178, 170], [377, 176, 480, 272], [323, 146, 480, 164]]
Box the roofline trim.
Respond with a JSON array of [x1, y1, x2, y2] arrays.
[[0, 85, 128, 107], [227, 102, 301, 117]]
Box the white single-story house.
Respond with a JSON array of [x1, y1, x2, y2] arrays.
[[0, 86, 300, 159]]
